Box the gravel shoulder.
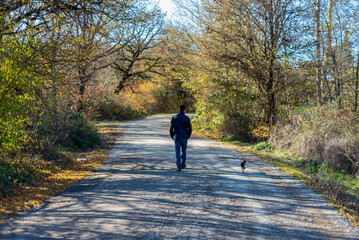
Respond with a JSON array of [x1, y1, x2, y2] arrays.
[[0, 115, 358, 239]]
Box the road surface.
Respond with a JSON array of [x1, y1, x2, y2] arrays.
[[1, 115, 358, 239]]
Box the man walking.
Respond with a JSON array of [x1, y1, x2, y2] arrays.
[[170, 105, 192, 171]]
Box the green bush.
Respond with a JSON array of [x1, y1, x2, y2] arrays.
[[253, 141, 272, 151], [28, 101, 71, 155], [0, 170, 11, 196], [64, 113, 100, 151], [0, 34, 42, 155], [22, 100, 101, 158], [307, 160, 319, 174], [0, 159, 36, 197]]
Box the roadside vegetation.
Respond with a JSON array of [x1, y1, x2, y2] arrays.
[[1, 0, 165, 222], [0, 120, 122, 223], [192, 104, 359, 226]]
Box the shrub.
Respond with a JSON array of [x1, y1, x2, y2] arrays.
[[192, 106, 254, 141], [27, 101, 72, 155], [92, 95, 143, 120], [65, 113, 100, 150], [25, 101, 100, 156], [191, 107, 223, 136], [324, 138, 359, 175], [270, 105, 359, 175], [253, 141, 272, 151], [0, 159, 36, 197], [0, 170, 11, 196], [219, 113, 252, 142], [149, 78, 196, 113], [307, 160, 319, 174]]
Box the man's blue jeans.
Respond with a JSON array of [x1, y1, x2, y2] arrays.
[[175, 138, 187, 168]]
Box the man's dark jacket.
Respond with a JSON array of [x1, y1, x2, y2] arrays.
[[170, 112, 192, 140]]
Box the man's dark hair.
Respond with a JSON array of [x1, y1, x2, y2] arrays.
[[180, 105, 186, 112]]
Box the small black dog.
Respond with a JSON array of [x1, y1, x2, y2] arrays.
[[241, 160, 246, 173]]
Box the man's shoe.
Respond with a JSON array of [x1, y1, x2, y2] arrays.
[[176, 167, 181, 172], [181, 164, 186, 169]]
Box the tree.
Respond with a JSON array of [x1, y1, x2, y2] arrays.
[[0, 0, 108, 37], [188, 0, 307, 126], [61, 0, 144, 110], [21, 0, 164, 111], [315, 0, 323, 105], [112, 8, 164, 94]]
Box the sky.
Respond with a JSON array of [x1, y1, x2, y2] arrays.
[[159, 0, 176, 18]]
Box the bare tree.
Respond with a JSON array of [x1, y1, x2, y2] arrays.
[[112, 8, 164, 94]]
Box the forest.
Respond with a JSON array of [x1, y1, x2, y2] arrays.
[[0, 0, 358, 223]]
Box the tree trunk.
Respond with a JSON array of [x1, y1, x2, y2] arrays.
[[267, 59, 276, 126], [315, 0, 322, 106], [78, 68, 87, 111], [354, 51, 359, 112], [267, 0, 276, 126], [114, 78, 126, 94], [324, 0, 334, 103], [332, 54, 341, 107]]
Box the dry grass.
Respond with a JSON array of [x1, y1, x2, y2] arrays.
[[271, 106, 359, 175], [0, 121, 122, 223]]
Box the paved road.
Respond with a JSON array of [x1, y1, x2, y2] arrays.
[[1, 115, 358, 239]]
